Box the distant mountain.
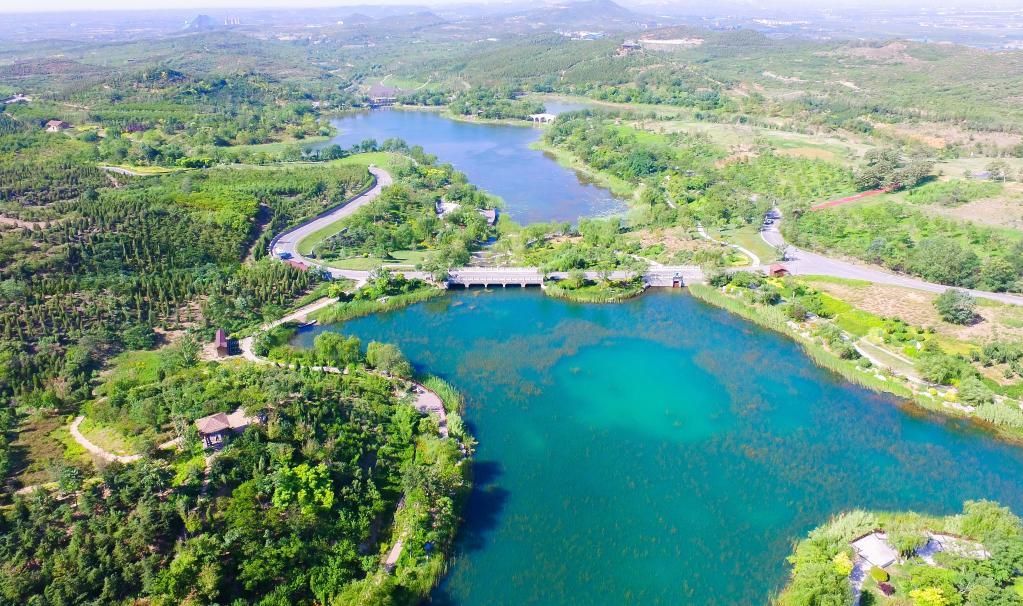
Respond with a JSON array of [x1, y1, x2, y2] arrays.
[[490, 0, 660, 33], [551, 0, 641, 21], [184, 14, 222, 32]]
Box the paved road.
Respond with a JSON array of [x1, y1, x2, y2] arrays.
[[268, 166, 705, 286], [271, 166, 393, 282], [762, 208, 1023, 306]]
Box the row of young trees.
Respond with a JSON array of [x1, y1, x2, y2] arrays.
[[545, 111, 853, 230], [786, 201, 1023, 292], [0, 159, 371, 398]]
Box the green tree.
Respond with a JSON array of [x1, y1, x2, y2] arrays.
[[366, 342, 413, 378], [273, 463, 335, 515], [981, 258, 1019, 292], [313, 333, 361, 368], [935, 289, 977, 325], [57, 464, 84, 495]]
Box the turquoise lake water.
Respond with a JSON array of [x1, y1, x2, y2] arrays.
[[294, 289, 1023, 606], [320, 103, 628, 224]]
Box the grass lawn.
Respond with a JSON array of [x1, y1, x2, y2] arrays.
[[228, 135, 329, 155], [6, 415, 71, 489], [709, 224, 780, 264], [857, 338, 920, 379], [77, 417, 137, 457], [936, 157, 1023, 177], [629, 118, 866, 164], [95, 349, 164, 396], [379, 75, 430, 90], [320, 250, 435, 270], [298, 216, 351, 256], [329, 151, 407, 174], [386, 250, 433, 265]]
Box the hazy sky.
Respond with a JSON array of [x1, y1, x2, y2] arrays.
[[0, 0, 1007, 13], [0, 0, 447, 11], [0, 0, 474, 11]]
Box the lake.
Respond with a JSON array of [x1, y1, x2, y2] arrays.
[[294, 289, 1023, 605], [319, 103, 628, 224]]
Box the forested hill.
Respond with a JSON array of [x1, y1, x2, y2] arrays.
[[393, 29, 1023, 132]]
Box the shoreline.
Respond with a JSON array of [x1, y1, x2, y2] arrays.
[[687, 283, 1023, 446], [528, 139, 639, 200]]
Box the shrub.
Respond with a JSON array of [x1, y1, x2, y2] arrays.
[[909, 586, 948, 606], [889, 528, 928, 556], [730, 271, 764, 288], [832, 551, 854, 576], [755, 288, 781, 305], [917, 350, 971, 385], [835, 342, 862, 360], [785, 301, 809, 321], [121, 325, 157, 350], [934, 289, 977, 325], [957, 376, 994, 406], [709, 272, 732, 287], [869, 567, 889, 583]]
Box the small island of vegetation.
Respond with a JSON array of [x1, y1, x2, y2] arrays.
[[777, 501, 1023, 606]]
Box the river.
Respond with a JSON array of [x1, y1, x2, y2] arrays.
[[318, 102, 628, 224], [294, 289, 1023, 606]]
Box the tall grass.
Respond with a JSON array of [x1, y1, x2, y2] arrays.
[[544, 281, 646, 304], [312, 288, 444, 324], [420, 375, 464, 414]]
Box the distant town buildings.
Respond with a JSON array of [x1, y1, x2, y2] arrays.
[[558, 30, 605, 40]]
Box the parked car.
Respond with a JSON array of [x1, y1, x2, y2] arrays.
[[278, 251, 293, 260]]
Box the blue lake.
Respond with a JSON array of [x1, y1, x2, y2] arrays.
[[320, 102, 628, 224], [295, 289, 1023, 606]]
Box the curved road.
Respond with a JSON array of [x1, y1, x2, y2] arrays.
[[762, 208, 1023, 306], [271, 166, 399, 283], [269, 165, 703, 285]]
